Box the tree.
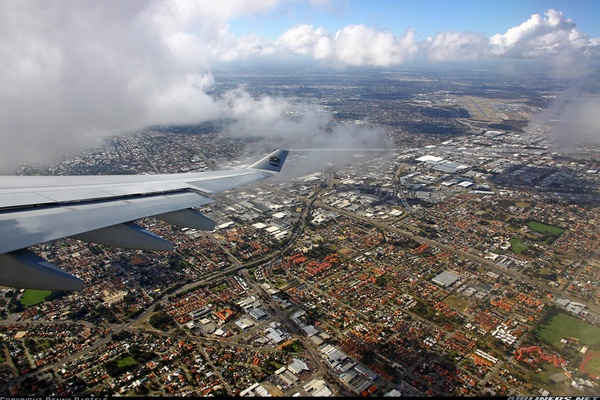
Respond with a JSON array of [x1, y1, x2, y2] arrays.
[[376, 275, 388, 287], [69, 308, 88, 320], [46, 291, 69, 301], [149, 311, 175, 331], [7, 298, 23, 313], [24, 338, 37, 353], [135, 384, 149, 395], [123, 293, 136, 304], [111, 331, 132, 342]]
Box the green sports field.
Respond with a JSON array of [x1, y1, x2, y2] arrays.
[[536, 312, 600, 347], [509, 237, 527, 254], [527, 221, 565, 236], [20, 290, 51, 306]]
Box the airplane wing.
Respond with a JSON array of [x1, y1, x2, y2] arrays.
[[0, 149, 288, 291]]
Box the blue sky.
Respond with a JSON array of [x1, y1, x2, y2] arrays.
[[229, 0, 600, 41]]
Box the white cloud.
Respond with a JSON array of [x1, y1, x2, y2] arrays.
[[275, 24, 330, 56], [487, 9, 599, 80], [544, 95, 600, 147], [217, 88, 387, 145], [425, 31, 489, 62], [275, 24, 418, 66], [273, 9, 598, 67], [212, 33, 273, 61], [333, 25, 418, 66], [0, 0, 284, 169], [489, 9, 593, 58]]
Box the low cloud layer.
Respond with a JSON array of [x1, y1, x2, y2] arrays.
[[0, 1, 598, 170], [527, 85, 600, 148], [217, 88, 392, 176]]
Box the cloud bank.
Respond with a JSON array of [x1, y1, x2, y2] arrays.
[[0, 1, 598, 170], [275, 24, 418, 66], [274, 9, 599, 65]]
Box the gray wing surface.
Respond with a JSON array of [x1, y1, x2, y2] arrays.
[[0, 149, 288, 291]]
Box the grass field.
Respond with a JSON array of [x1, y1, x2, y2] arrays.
[[274, 279, 289, 290], [38, 340, 53, 351], [118, 356, 136, 368], [509, 237, 527, 254], [527, 221, 565, 236], [444, 295, 469, 312], [20, 290, 51, 306], [210, 283, 228, 293], [536, 312, 600, 348]]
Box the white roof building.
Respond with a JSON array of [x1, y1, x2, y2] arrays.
[[432, 271, 461, 287], [288, 358, 309, 375]]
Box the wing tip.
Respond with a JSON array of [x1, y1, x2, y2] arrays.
[[248, 149, 289, 173]]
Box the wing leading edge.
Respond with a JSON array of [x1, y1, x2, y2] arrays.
[[0, 149, 288, 291]]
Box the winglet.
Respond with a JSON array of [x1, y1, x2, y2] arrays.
[[248, 149, 289, 173]]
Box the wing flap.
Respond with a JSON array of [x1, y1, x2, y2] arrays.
[[0, 250, 84, 291], [72, 222, 174, 251], [154, 209, 216, 231]]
